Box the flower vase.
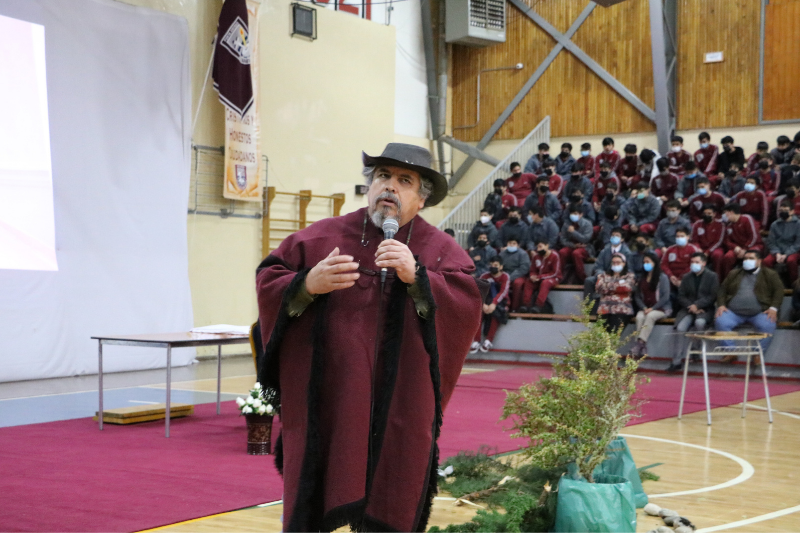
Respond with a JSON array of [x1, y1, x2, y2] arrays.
[[245, 414, 273, 455]]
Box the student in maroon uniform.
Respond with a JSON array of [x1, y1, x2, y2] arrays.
[[668, 136, 692, 176], [686, 177, 726, 222], [576, 142, 597, 180], [592, 159, 620, 205], [651, 157, 680, 203], [691, 204, 726, 277], [751, 157, 781, 197], [511, 240, 562, 313], [747, 141, 770, 173], [471, 257, 510, 354], [543, 158, 564, 199], [596, 137, 621, 175], [717, 136, 746, 182], [506, 161, 536, 205], [660, 228, 701, 295], [721, 203, 763, 279], [485, 178, 517, 226], [732, 175, 770, 229], [773, 181, 800, 217], [618, 143, 639, 195], [694, 132, 719, 181]]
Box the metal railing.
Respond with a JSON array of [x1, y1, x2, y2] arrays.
[[437, 116, 550, 248], [188, 145, 267, 219]]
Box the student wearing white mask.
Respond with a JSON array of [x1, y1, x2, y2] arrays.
[[467, 208, 499, 250], [715, 250, 784, 364], [668, 136, 692, 177], [694, 131, 719, 179]]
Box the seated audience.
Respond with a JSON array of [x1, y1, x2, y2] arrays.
[[562, 188, 596, 225], [691, 204, 725, 277], [558, 204, 595, 283], [655, 200, 692, 256], [717, 136, 746, 182], [628, 234, 651, 277], [771, 135, 794, 166], [576, 142, 597, 178], [774, 179, 800, 216], [622, 182, 661, 236], [635, 148, 659, 188], [596, 205, 623, 248], [506, 161, 535, 205], [584, 227, 630, 301], [498, 206, 529, 247], [715, 250, 784, 363], [618, 143, 639, 194], [523, 175, 562, 221], [499, 238, 531, 283], [470, 233, 497, 277], [555, 142, 576, 176], [563, 164, 594, 204], [524, 206, 560, 250], [632, 251, 672, 358], [780, 154, 800, 193], [751, 157, 781, 198], [718, 163, 746, 198], [651, 157, 679, 202], [542, 158, 564, 197], [694, 131, 719, 181], [747, 141, 770, 173], [667, 252, 720, 372], [686, 177, 726, 222], [668, 136, 692, 176], [660, 228, 700, 297], [468, 208, 500, 249], [472, 257, 510, 353], [721, 203, 762, 279], [524, 143, 550, 175], [676, 161, 703, 204], [731, 174, 769, 229], [592, 160, 620, 205], [484, 178, 517, 225], [596, 253, 636, 333], [762, 200, 800, 285], [512, 240, 562, 313], [595, 137, 620, 175]]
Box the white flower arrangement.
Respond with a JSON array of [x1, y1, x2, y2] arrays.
[[236, 382, 275, 417]]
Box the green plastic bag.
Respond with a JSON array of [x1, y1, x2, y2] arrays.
[[594, 436, 648, 508], [553, 473, 636, 533]]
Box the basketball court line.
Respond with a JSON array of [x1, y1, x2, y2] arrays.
[[696, 504, 800, 532]]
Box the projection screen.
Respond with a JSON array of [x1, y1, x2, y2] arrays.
[[0, 0, 194, 382]]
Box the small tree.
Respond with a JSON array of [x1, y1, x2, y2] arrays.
[[502, 301, 645, 482]]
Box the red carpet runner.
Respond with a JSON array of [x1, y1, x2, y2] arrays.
[[1, 368, 796, 532]]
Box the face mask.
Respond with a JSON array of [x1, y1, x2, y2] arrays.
[[667, 211, 679, 219], [721, 213, 729, 223], [637, 192, 646, 200], [697, 187, 708, 196], [494, 188, 503, 195], [477, 240, 487, 247], [537, 249, 547, 256], [508, 216, 519, 223], [726, 170, 738, 178], [636, 242, 646, 252], [759, 162, 770, 171], [507, 246, 518, 253], [700, 142, 709, 149], [611, 264, 623, 273], [788, 189, 797, 198], [569, 214, 580, 223], [560, 152, 569, 159], [527, 215, 534, 223], [742, 259, 757, 272], [676, 236, 688, 246], [744, 183, 756, 192], [489, 266, 499, 275], [779, 211, 790, 221], [512, 172, 521, 178], [671, 146, 682, 153], [685, 173, 696, 179], [690, 263, 703, 273], [703, 214, 713, 223], [605, 191, 614, 201], [545, 168, 553, 176], [610, 235, 621, 245], [570, 194, 582, 203], [643, 262, 653, 272], [480, 215, 491, 224], [600, 171, 609, 178], [539, 185, 549, 193], [724, 144, 732, 152], [570, 173, 580, 180], [581, 150, 590, 157], [604, 148, 613, 154]]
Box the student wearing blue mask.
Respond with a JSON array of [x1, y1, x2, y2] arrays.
[[731, 175, 769, 229], [558, 204, 595, 284], [667, 252, 719, 372], [715, 250, 784, 364], [576, 142, 597, 179], [676, 161, 704, 206], [584, 227, 630, 304], [686, 177, 725, 222], [632, 252, 672, 359]]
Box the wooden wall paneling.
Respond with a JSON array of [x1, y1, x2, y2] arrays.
[[763, 0, 800, 121], [676, 0, 760, 130]]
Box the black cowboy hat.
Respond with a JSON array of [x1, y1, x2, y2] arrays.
[[362, 143, 448, 207]]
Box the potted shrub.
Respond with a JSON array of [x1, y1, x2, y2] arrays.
[[235, 382, 276, 455]]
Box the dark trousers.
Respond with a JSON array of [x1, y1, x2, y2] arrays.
[[602, 313, 630, 334]]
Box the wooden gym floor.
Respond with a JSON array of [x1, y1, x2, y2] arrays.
[[139, 366, 800, 533]]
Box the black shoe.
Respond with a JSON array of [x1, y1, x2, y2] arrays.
[[529, 306, 542, 314], [518, 306, 529, 313], [665, 363, 683, 373]]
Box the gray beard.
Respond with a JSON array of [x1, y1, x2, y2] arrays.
[[369, 192, 402, 229]]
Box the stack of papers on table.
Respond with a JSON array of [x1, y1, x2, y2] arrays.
[[190, 324, 250, 335]]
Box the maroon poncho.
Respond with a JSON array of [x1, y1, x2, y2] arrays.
[[256, 207, 483, 531]]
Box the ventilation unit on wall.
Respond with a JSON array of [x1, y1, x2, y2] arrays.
[[445, 0, 506, 47]]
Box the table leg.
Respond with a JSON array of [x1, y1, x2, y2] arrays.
[[758, 341, 773, 423], [742, 342, 752, 419], [166, 345, 172, 438], [678, 339, 692, 420], [98, 341, 104, 431], [217, 344, 222, 415], [701, 340, 712, 426]]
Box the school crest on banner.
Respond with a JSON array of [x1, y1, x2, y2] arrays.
[[213, 0, 262, 201]]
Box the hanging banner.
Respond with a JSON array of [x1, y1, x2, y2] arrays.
[[213, 0, 262, 201]]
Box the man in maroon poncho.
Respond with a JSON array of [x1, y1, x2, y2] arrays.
[[255, 143, 484, 532]]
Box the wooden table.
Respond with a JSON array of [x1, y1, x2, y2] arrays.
[[678, 331, 773, 425], [92, 332, 251, 437]]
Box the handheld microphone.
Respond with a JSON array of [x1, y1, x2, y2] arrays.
[[381, 218, 399, 284]]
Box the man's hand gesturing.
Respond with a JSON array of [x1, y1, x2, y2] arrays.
[[375, 239, 417, 284], [305, 247, 360, 295]]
